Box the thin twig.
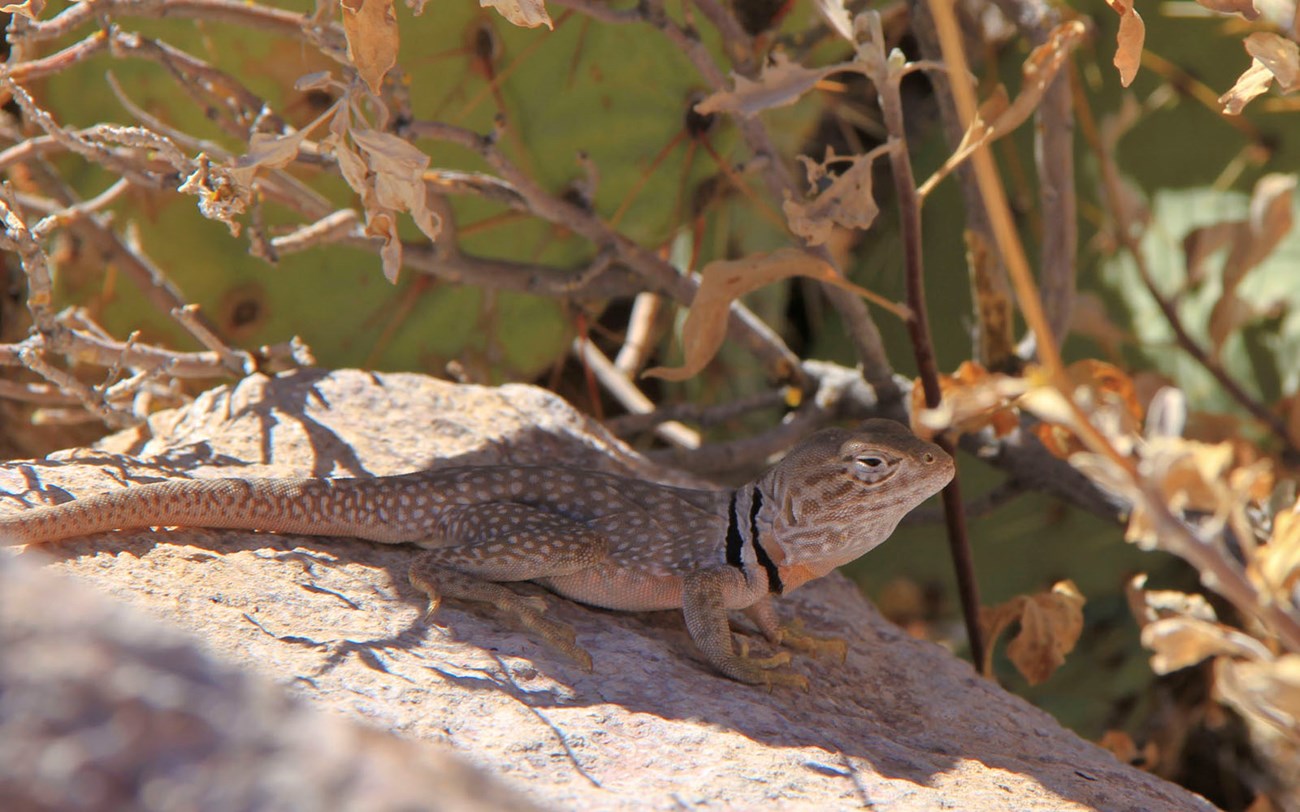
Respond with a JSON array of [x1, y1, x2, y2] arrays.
[[871, 11, 983, 667], [632, 0, 899, 398], [604, 389, 787, 436], [571, 339, 700, 449], [402, 118, 805, 384]]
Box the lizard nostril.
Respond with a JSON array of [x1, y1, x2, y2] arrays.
[[922, 453, 935, 464]]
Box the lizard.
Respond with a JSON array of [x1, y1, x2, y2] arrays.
[[0, 418, 954, 688]]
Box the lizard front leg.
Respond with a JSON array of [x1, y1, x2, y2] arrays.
[[682, 569, 809, 690], [744, 597, 848, 663], [409, 503, 609, 670]]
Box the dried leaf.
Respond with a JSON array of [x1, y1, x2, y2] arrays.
[[1098, 730, 1158, 769], [321, 110, 440, 284], [784, 146, 889, 246], [1141, 616, 1271, 674], [815, 0, 854, 41], [1207, 292, 1256, 356], [0, 0, 44, 19], [229, 130, 310, 188], [968, 229, 1016, 368], [1215, 655, 1300, 730], [1193, 0, 1259, 18], [643, 249, 907, 381], [920, 22, 1084, 196], [695, 53, 836, 117], [1246, 31, 1300, 89], [1022, 360, 1143, 458], [1146, 437, 1233, 512], [1069, 292, 1129, 359], [912, 361, 1027, 440], [1227, 173, 1296, 288], [1220, 60, 1277, 115], [1221, 33, 1300, 115], [1098, 730, 1138, 764], [1126, 575, 1218, 628], [351, 128, 441, 242], [481, 0, 552, 29], [1104, 0, 1145, 87], [177, 156, 248, 236], [341, 0, 399, 95], [1256, 501, 1300, 600], [1183, 221, 1238, 288], [365, 211, 402, 283], [1182, 174, 1294, 354], [980, 581, 1086, 685]]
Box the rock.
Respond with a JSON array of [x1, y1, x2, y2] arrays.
[[0, 553, 541, 812], [0, 369, 1213, 810]]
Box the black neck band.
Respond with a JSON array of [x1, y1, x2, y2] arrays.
[[748, 490, 783, 595], [725, 490, 744, 570]]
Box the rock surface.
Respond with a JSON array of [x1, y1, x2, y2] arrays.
[[0, 554, 540, 812], [1, 369, 1213, 810]]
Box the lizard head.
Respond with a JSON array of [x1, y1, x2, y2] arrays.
[[757, 419, 954, 569]]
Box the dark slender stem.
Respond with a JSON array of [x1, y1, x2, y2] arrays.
[[879, 69, 985, 667]]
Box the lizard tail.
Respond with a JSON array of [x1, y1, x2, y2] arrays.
[[0, 477, 417, 547]]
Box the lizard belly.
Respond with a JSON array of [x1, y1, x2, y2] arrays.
[[536, 565, 684, 612]]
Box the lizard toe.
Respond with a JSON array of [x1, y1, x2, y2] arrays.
[[777, 621, 849, 663]]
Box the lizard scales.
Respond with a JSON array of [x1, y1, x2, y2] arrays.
[[1, 419, 953, 687]]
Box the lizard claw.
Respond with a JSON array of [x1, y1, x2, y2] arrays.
[[776, 619, 849, 663], [723, 643, 804, 690], [408, 565, 444, 619]]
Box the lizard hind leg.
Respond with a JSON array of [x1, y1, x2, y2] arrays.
[[409, 562, 592, 671], [408, 502, 610, 671]]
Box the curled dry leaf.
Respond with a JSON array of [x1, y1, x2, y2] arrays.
[[1069, 292, 1130, 360], [177, 155, 248, 236], [695, 52, 837, 118], [1025, 360, 1143, 458], [1215, 654, 1300, 734], [1193, 0, 1259, 18], [979, 580, 1086, 685], [1097, 730, 1158, 769], [1142, 616, 1273, 674], [227, 100, 341, 189], [1221, 33, 1300, 115], [341, 0, 399, 95], [814, 0, 854, 41], [912, 360, 1027, 440], [921, 22, 1085, 198], [1122, 437, 1235, 549], [642, 248, 908, 381], [1196, 174, 1297, 354], [350, 128, 441, 242], [1126, 574, 1218, 628], [323, 109, 441, 283], [784, 145, 890, 246], [1104, 0, 1145, 87], [481, 0, 553, 29], [0, 0, 44, 20], [1255, 500, 1300, 603]]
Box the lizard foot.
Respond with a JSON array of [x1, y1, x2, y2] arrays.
[[408, 560, 591, 671], [510, 605, 594, 672], [774, 619, 849, 663], [729, 639, 808, 691]]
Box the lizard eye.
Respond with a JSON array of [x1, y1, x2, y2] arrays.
[[852, 453, 898, 485]]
